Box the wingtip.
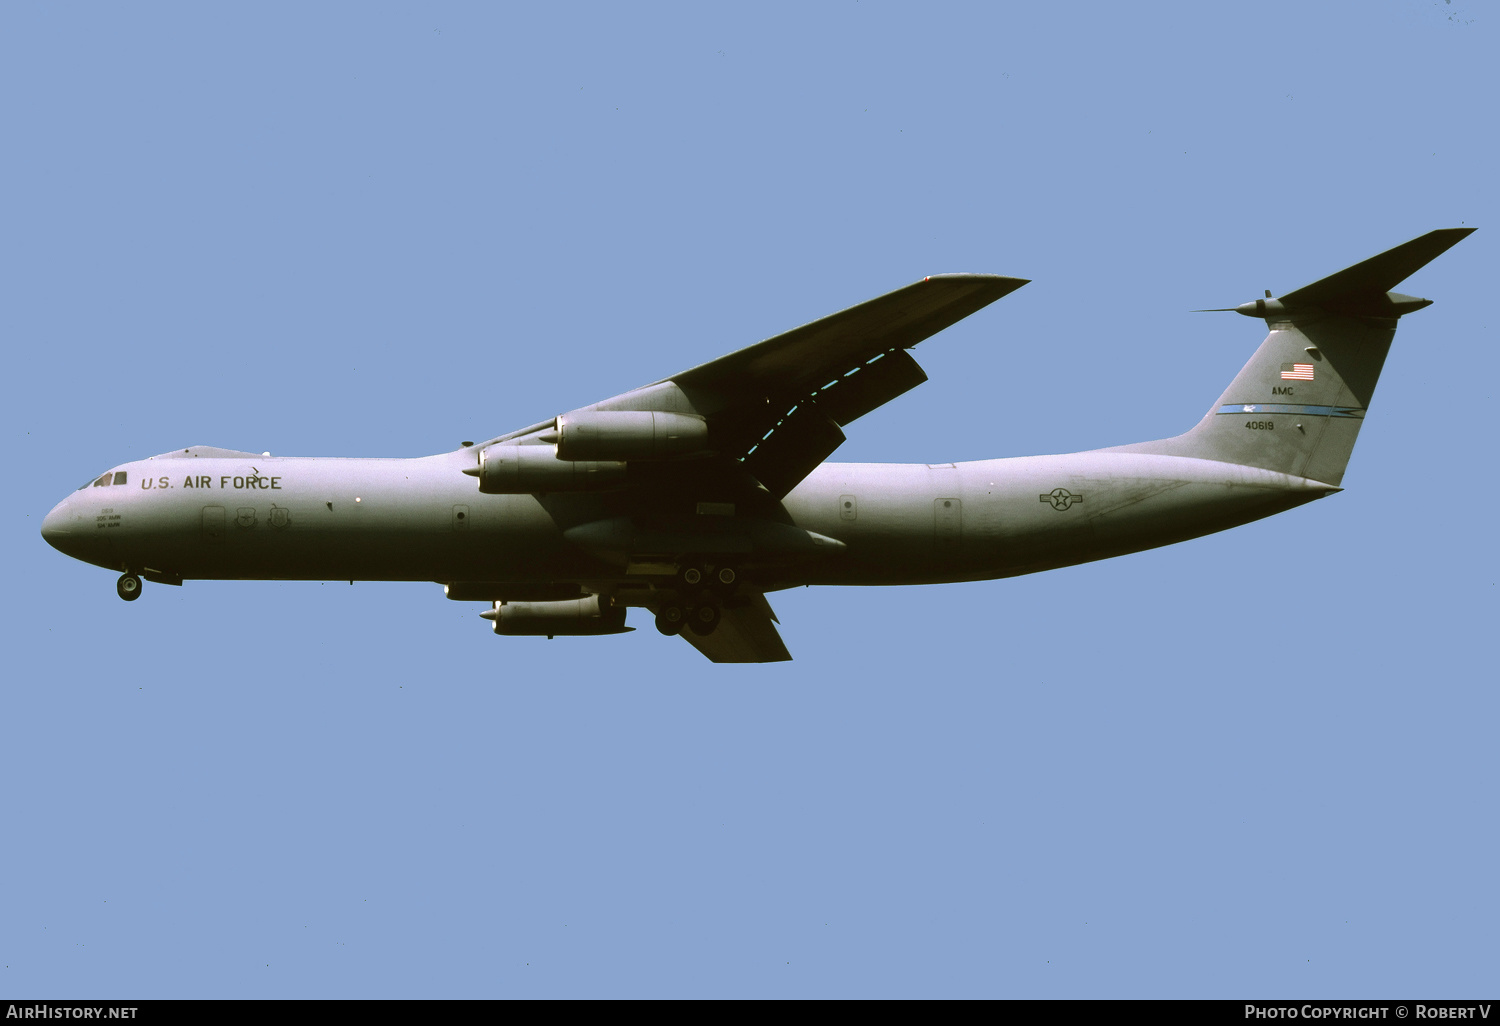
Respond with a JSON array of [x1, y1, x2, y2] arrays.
[[1421, 226, 1478, 244], [917, 273, 1030, 299], [922, 272, 1029, 284]]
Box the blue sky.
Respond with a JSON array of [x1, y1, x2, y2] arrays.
[[4, 0, 1493, 998]]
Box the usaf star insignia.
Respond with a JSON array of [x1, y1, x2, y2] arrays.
[[1040, 487, 1082, 511]]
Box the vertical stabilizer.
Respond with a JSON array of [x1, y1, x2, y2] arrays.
[[1106, 229, 1473, 486]]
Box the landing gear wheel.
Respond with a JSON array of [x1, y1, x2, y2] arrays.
[[117, 573, 143, 602], [714, 566, 737, 589], [680, 564, 704, 588], [688, 600, 721, 636], [655, 604, 685, 636]]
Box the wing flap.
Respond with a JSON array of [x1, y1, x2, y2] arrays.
[[742, 404, 847, 499], [814, 348, 929, 427]]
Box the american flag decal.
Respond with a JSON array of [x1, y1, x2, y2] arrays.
[[1280, 362, 1315, 381]]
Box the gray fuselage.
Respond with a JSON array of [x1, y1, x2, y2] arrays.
[[42, 448, 1333, 591]]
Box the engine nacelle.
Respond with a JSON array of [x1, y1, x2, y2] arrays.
[[481, 595, 630, 637], [465, 443, 625, 494], [554, 410, 710, 461]]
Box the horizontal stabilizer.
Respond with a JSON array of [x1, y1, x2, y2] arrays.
[[1279, 227, 1474, 312]]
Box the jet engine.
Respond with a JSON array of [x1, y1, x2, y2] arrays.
[[552, 411, 710, 461], [465, 443, 625, 494], [480, 595, 631, 637]]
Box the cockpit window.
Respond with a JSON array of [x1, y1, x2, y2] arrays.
[[113, 471, 127, 486], [81, 472, 115, 490]]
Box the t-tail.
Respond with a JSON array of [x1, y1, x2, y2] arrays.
[[1108, 228, 1474, 485]]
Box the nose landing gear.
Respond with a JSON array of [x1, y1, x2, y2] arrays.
[[117, 573, 143, 601]]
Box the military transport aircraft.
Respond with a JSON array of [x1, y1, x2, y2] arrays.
[[41, 229, 1473, 661]]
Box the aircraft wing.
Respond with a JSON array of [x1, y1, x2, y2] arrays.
[[666, 273, 1026, 496], [497, 273, 1027, 498], [650, 590, 793, 663], [669, 273, 1028, 399]]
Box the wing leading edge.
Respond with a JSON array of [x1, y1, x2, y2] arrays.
[[670, 273, 1029, 398]]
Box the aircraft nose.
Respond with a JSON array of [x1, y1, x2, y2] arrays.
[[41, 498, 76, 553], [41, 493, 118, 567]]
